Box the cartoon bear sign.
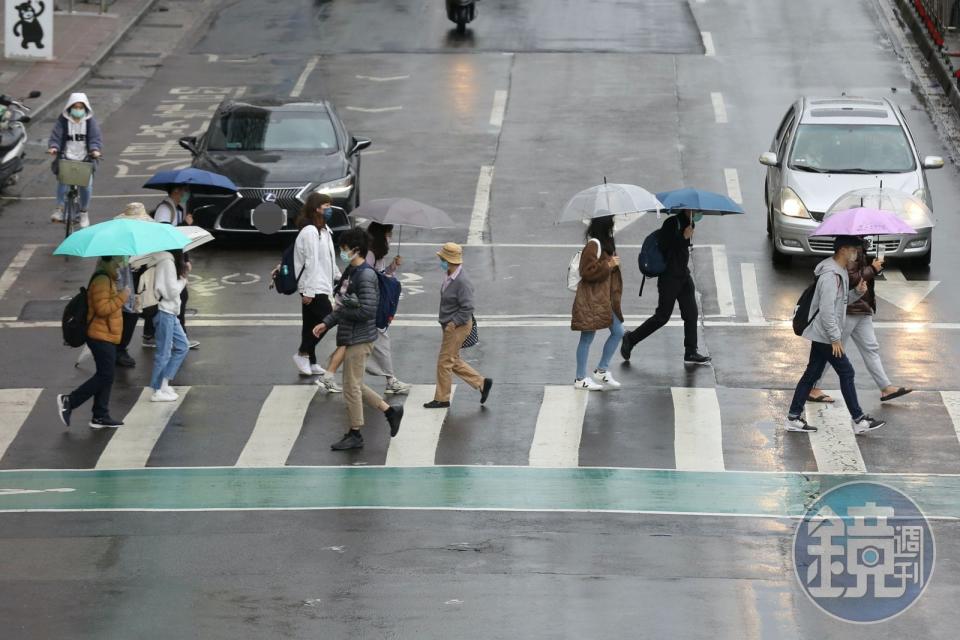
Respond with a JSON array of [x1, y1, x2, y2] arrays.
[[4, 0, 53, 60]]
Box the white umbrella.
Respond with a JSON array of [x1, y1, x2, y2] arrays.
[[129, 226, 214, 268], [827, 187, 934, 229], [559, 182, 662, 233]]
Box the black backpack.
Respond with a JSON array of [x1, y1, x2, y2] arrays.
[[62, 274, 98, 347], [272, 243, 304, 295], [792, 274, 841, 336], [637, 229, 667, 296]]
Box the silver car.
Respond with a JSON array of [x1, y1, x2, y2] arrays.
[[760, 96, 943, 265]]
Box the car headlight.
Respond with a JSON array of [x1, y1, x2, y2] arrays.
[[313, 175, 354, 196], [913, 188, 930, 207], [778, 187, 810, 219]]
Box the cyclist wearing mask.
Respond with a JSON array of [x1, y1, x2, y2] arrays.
[[48, 92, 102, 228]]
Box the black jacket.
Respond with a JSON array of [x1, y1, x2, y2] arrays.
[[323, 264, 379, 346], [659, 214, 692, 278]]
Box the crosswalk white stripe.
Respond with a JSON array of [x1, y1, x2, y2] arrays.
[[940, 391, 960, 446], [0, 389, 41, 461], [710, 92, 727, 123], [806, 392, 866, 474], [672, 387, 725, 471], [740, 262, 764, 323], [529, 386, 589, 468], [96, 387, 190, 470], [710, 245, 736, 317], [235, 385, 318, 467], [384, 385, 454, 467]]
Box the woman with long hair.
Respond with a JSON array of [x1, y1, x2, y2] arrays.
[[149, 249, 190, 402], [570, 214, 624, 390]]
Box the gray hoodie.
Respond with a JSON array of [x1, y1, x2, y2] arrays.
[[802, 257, 864, 344]]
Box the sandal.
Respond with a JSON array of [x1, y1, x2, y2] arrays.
[[881, 387, 912, 402], [808, 394, 834, 403]]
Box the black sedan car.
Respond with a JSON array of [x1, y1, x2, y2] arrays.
[[178, 98, 370, 234]]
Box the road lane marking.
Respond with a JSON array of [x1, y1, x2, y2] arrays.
[[724, 168, 743, 204], [206, 54, 219, 62], [529, 386, 589, 468], [807, 395, 866, 474], [0, 244, 44, 302], [941, 392, 960, 446], [345, 106, 403, 113], [467, 165, 495, 245], [711, 92, 727, 123], [0, 194, 157, 201], [235, 386, 317, 467], [384, 385, 454, 467], [875, 268, 940, 312], [489, 89, 508, 129], [672, 387, 725, 471], [96, 387, 190, 469], [701, 31, 715, 56], [740, 263, 764, 323], [710, 245, 736, 317], [355, 74, 410, 82], [290, 56, 319, 98], [0, 389, 41, 462]]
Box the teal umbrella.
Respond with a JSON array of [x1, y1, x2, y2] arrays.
[[53, 219, 189, 257]]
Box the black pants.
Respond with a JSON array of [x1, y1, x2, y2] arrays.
[[143, 287, 189, 338], [118, 311, 139, 352], [299, 294, 333, 364], [69, 338, 116, 419], [626, 274, 699, 354]]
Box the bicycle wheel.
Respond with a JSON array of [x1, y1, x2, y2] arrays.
[[63, 190, 77, 239]]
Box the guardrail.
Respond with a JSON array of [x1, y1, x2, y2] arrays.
[[913, 0, 949, 46]]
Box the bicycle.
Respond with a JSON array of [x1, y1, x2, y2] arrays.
[[56, 157, 96, 239]]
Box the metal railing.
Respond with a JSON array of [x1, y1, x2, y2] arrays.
[[914, 0, 950, 44]]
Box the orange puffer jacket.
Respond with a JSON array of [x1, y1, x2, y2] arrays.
[[86, 273, 127, 344]]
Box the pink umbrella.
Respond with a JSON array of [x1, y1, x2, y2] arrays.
[[810, 207, 917, 237]]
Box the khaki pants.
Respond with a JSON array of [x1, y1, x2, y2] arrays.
[[343, 342, 384, 428], [434, 320, 484, 402]]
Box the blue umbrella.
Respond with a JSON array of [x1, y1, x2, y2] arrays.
[[143, 168, 238, 194], [54, 219, 189, 257], [655, 188, 744, 215]]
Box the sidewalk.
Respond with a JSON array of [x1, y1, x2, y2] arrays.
[[0, 0, 157, 119]]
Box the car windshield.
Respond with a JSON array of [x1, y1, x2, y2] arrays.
[[789, 124, 916, 173], [207, 109, 339, 152]]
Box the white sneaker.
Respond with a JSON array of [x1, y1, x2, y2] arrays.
[[50, 208, 64, 223], [310, 364, 326, 375], [317, 374, 342, 393], [574, 378, 604, 391], [592, 369, 621, 389], [852, 415, 886, 435], [78, 211, 90, 228], [385, 378, 412, 395], [159, 380, 179, 400], [151, 388, 178, 402], [293, 354, 312, 376]]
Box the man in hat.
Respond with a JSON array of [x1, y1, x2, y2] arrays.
[[113, 202, 154, 367], [424, 242, 493, 409], [786, 235, 886, 435]]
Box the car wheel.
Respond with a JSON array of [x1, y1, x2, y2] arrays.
[[912, 241, 932, 268], [771, 234, 792, 266], [766, 209, 772, 238]]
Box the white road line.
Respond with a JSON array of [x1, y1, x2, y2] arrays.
[[672, 388, 725, 471], [0, 194, 157, 201], [702, 31, 716, 57], [529, 386, 589, 468], [711, 245, 736, 317], [489, 89, 508, 129], [467, 165, 495, 246], [740, 263, 764, 323], [883, 268, 906, 283], [0, 389, 41, 462], [206, 54, 219, 62], [235, 386, 317, 467], [382, 242, 727, 249], [96, 387, 190, 469], [345, 106, 403, 113], [710, 92, 727, 123], [941, 391, 960, 446], [355, 74, 410, 82], [807, 395, 866, 474], [724, 168, 743, 204], [290, 56, 319, 98], [0, 244, 43, 301], [385, 385, 453, 467]]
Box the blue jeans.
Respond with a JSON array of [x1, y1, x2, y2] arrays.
[[56, 179, 93, 211], [150, 311, 189, 390], [789, 341, 864, 419], [576, 314, 625, 380]]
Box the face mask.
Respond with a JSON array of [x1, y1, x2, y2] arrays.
[[693, 213, 704, 223], [340, 249, 352, 263], [440, 259, 449, 272], [70, 108, 86, 119], [322, 207, 333, 222]]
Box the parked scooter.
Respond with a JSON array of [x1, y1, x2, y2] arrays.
[[445, 0, 476, 34], [0, 90, 41, 190]]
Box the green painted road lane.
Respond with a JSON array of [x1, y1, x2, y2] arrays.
[[0, 467, 959, 517]]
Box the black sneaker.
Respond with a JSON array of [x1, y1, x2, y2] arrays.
[[423, 400, 450, 409], [385, 406, 403, 437], [90, 416, 123, 429], [620, 335, 632, 361], [785, 416, 817, 433], [480, 378, 493, 405], [56, 394, 72, 428], [116, 350, 136, 368], [331, 430, 364, 451], [684, 352, 712, 365], [853, 415, 886, 435]]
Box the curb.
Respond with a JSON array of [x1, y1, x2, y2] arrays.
[[29, 0, 161, 122], [892, 0, 960, 115]]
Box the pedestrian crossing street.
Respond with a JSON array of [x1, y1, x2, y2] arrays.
[[2, 384, 960, 475]]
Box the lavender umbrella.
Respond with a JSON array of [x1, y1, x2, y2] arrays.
[[810, 207, 917, 237]]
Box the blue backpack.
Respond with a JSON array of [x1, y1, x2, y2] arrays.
[[360, 263, 402, 329], [637, 229, 667, 296]]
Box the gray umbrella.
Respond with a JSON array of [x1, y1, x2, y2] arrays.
[[349, 198, 456, 229]]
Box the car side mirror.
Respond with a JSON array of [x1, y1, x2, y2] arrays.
[[327, 205, 350, 230], [28, 90, 41, 99], [759, 152, 779, 167], [178, 136, 199, 156], [922, 155, 944, 169], [349, 136, 372, 156]]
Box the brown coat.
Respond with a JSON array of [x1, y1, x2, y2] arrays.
[[847, 250, 878, 315], [571, 239, 623, 332], [86, 273, 127, 344]]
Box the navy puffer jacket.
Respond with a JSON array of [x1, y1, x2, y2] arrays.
[[323, 264, 379, 346]]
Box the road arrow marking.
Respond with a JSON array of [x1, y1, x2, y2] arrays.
[[355, 74, 409, 82], [345, 106, 403, 113], [875, 269, 940, 312], [0, 487, 75, 497]]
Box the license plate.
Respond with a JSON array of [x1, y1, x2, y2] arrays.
[[251, 209, 287, 227]]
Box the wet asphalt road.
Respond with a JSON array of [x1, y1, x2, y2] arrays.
[[2, 0, 960, 636]]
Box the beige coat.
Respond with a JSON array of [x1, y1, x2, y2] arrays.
[[571, 239, 623, 332]]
